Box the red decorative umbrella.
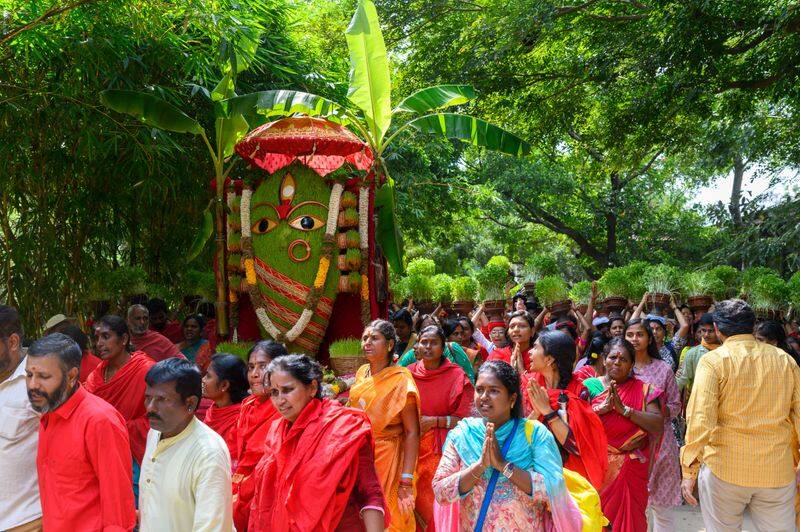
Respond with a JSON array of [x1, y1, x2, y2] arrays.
[[235, 117, 374, 177]]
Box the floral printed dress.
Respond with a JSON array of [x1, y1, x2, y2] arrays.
[[633, 358, 683, 508], [433, 439, 549, 530]]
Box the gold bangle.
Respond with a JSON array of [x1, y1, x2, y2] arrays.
[[468, 467, 483, 481]]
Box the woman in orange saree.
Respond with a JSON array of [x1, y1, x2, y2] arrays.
[[349, 319, 421, 532], [232, 341, 287, 531], [408, 325, 473, 531], [581, 337, 664, 532]]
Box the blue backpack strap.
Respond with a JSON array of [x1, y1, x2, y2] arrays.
[[474, 418, 521, 532]]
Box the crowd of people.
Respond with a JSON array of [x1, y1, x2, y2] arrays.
[[1, 286, 800, 532]]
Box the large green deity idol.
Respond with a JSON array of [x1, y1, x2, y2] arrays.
[[227, 117, 380, 355]]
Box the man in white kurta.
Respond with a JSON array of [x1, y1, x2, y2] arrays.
[[138, 358, 233, 532], [0, 306, 42, 532]]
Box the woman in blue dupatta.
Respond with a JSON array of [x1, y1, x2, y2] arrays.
[[432, 360, 583, 531]]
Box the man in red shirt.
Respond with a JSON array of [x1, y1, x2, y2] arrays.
[[127, 304, 183, 362], [26, 333, 136, 532]]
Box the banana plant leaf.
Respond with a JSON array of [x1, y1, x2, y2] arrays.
[[406, 113, 531, 156], [394, 85, 476, 115], [374, 177, 403, 274], [100, 90, 203, 135], [216, 90, 348, 124], [187, 204, 214, 262], [211, 74, 250, 158], [345, 0, 392, 145]]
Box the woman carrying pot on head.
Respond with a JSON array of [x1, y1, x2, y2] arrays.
[[624, 318, 682, 532], [487, 311, 536, 372], [248, 355, 388, 532], [521, 330, 609, 493], [580, 338, 665, 532], [469, 304, 510, 354], [408, 325, 474, 530], [456, 316, 490, 374], [232, 340, 288, 531], [631, 294, 690, 372], [397, 318, 476, 384], [349, 320, 421, 532], [432, 361, 584, 531]]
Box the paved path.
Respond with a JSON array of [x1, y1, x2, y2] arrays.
[[656, 505, 755, 531]]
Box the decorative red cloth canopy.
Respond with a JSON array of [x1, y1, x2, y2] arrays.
[[234, 117, 374, 177]]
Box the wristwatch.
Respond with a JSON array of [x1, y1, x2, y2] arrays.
[[502, 461, 514, 479], [622, 406, 632, 418]]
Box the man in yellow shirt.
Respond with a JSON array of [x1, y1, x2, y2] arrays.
[[681, 299, 800, 531]]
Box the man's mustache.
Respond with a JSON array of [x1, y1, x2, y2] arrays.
[[147, 413, 162, 420]]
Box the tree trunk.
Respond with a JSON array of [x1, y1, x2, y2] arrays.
[[214, 182, 229, 340], [729, 155, 745, 229]]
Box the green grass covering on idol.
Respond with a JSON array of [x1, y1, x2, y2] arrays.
[[329, 338, 363, 358], [248, 162, 340, 353], [215, 342, 255, 363]]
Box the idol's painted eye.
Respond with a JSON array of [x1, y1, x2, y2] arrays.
[[252, 217, 277, 234], [288, 215, 324, 231]]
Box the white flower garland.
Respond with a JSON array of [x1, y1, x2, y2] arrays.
[[240, 189, 252, 238], [248, 182, 345, 343], [358, 187, 369, 251]]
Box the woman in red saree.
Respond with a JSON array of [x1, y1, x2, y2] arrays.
[[581, 337, 664, 532], [85, 315, 154, 464], [202, 353, 249, 467], [249, 354, 387, 532], [518, 330, 608, 491], [232, 341, 288, 531], [408, 325, 474, 530]]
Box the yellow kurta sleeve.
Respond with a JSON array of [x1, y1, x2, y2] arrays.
[[680, 354, 719, 479]]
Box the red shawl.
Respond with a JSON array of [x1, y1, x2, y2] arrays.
[[232, 395, 281, 531], [408, 359, 473, 453], [84, 351, 154, 463], [248, 398, 376, 532], [568, 365, 597, 396], [131, 329, 183, 362], [521, 371, 608, 490], [488, 345, 531, 370], [150, 320, 183, 343], [204, 402, 242, 466], [79, 350, 101, 384]]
